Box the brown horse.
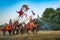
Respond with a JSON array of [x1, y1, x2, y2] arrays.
[[25, 22, 38, 35], [20, 21, 39, 35], [2, 23, 13, 36]]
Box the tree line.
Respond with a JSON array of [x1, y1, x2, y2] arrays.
[[42, 8, 60, 30]]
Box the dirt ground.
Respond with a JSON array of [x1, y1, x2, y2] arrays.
[[0, 31, 60, 40]]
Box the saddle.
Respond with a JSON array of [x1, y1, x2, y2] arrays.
[[26, 22, 34, 30]]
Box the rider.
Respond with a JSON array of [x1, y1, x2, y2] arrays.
[[29, 16, 34, 29]]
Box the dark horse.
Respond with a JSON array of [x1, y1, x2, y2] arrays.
[[12, 21, 20, 35], [20, 20, 39, 35]]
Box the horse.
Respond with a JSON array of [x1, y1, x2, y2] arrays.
[[12, 21, 19, 35], [25, 21, 38, 35], [12, 21, 25, 35], [18, 23, 26, 34], [19, 20, 39, 35], [2, 24, 13, 36]]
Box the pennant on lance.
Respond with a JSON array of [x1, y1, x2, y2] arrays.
[[31, 10, 35, 15]]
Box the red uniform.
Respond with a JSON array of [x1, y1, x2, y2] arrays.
[[26, 23, 30, 30]]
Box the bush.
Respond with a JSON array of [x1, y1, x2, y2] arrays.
[[51, 23, 60, 30]]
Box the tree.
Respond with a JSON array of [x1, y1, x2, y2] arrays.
[[42, 8, 55, 22], [51, 8, 60, 23], [0, 25, 5, 28], [42, 8, 60, 30]]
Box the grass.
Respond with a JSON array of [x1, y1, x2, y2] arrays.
[[0, 31, 60, 40]]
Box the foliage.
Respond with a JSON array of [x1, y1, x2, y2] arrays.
[[42, 8, 55, 22], [42, 8, 60, 30], [0, 25, 4, 28], [51, 23, 60, 30]]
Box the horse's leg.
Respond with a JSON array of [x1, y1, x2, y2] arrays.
[[16, 29, 18, 34], [18, 27, 21, 34], [3, 31, 5, 36], [20, 29, 23, 35], [11, 29, 13, 35], [33, 30, 34, 35], [31, 28, 34, 35], [16, 29, 17, 35], [26, 29, 29, 35], [3, 29, 6, 36], [8, 30, 11, 35], [17, 29, 19, 34], [19, 29, 20, 34], [34, 27, 37, 35], [10, 30, 12, 35], [17, 27, 19, 34], [12, 29, 15, 35], [36, 28, 37, 35], [25, 27, 28, 34], [35, 26, 39, 35], [36, 26, 39, 35]]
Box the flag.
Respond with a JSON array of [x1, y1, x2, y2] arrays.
[[32, 10, 35, 15], [30, 16, 32, 22], [17, 5, 29, 17], [24, 13, 27, 17], [17, 9, 24, 17], [23, 5, 29, 11]]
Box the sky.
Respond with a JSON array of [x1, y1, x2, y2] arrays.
[[0, 0, 60, 25]]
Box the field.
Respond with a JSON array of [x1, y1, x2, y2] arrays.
[[0, 31, 60, 40]]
